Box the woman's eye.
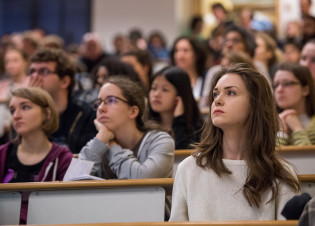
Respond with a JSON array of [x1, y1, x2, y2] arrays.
[[107, 97, 117, 104], [213, 92, 219, 99], [22, 105, 30, 110], [227, 90, 236, 96], [9, 108, 15, 115]]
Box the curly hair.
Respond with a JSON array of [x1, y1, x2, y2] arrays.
[[30, 48, 76, 95]]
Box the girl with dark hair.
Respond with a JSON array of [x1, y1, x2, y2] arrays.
[[79, 76, 174, 179], [148, 66, 204, 149], [170, 36, 207, 101], [169, 63, 299, 221], [274, 63, 315, 145]]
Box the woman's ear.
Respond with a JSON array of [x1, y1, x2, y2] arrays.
[[129, 106, 139, 119], [302, 85, 310, 97], [45, 108, 51, 121]]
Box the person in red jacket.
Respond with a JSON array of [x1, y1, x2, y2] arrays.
[[0, 87, 72, 224]]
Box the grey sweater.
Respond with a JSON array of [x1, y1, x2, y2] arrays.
[[79, 130, 175, 179]]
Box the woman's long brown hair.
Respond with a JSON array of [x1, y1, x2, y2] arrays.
[[193, 63, 300, 207]]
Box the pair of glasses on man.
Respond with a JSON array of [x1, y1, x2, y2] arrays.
[[92, 95, 129, 110], [272, 81, 301, 89], [28, 68, 56, 76], [223, 38, 242, 45]]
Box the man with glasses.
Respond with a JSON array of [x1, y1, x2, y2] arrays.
[[28, 48, 97, 153]]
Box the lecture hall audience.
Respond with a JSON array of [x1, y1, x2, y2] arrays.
[[2, 2, 315, 223]]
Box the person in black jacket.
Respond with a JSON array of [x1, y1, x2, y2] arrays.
[[27, 48, 97, 153], [148, 66, 203, 149]]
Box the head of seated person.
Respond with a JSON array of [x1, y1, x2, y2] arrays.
[[274, 62, 315, 145], [148, 66, 203, 149]]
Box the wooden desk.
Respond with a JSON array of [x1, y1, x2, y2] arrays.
[[22, 220, 299, 226], [0, 178, 173, 225]]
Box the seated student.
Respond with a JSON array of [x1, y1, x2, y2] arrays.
[[170, 36, 207, 101], [274, 63, 315, 145], [79, 76, 174, 179], [169, 63, 299, 221], [121, 49, 153, 92], [0, 87, 72, 224], [28, 47, 97, 153], [148, 66, 203, 149], [74, 56, 141, 104]]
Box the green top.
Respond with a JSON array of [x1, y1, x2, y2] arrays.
[[277, 116, 315, 146]]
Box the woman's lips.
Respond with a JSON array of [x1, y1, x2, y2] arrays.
[[213, 109, 224, 114]]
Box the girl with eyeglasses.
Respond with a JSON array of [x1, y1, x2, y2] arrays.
[[273, 62, 315, 145], [169, 63, 299, 221], [79, 76, 174, 179]]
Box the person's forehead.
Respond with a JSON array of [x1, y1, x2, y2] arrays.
[[30, 61, 56, 68]]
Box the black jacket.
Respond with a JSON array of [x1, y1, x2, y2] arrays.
[[51, 98, 97, 153]]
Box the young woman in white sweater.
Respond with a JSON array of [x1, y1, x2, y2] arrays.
[[169, 63, 300, 221]]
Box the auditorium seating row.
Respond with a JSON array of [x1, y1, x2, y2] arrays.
[[0, 175, 314, 225], [1, 145, 314, 225]]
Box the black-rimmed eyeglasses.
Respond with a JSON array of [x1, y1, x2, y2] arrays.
[[92, 95, 129, 110], [28, 68, 56, 76]]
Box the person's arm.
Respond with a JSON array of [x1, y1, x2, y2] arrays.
[[291, 130, 312, 145], [106, 131, 175, 179], [78, 138, 109, 177], [277, 131, 290, 146]]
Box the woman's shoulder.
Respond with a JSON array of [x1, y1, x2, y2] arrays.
[[178, 155, 197, 171], [146, 129, 173, 139], [50, 143, 73, 157]]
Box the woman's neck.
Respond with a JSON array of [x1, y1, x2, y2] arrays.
[[222, 127, 247, 160], [115, 125, 144, 150], [185, 68, 199, 86], [160, 111, 174, 131], [19, 131, 51, 154], [294, 99, 307, 115]]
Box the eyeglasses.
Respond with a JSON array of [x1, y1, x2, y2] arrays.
[[28, 68, 56, 76], [92, 95, 129, 110], [273, 81, 301, 89], [223, 38, 242, 45]]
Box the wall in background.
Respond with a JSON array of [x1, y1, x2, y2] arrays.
[[92, 0, 193, 53]]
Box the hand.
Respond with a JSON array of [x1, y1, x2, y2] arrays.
[[279, 109, 303, 133], [94, 119, 115, 144], [174, 96, 184, 118], [27, 74, 44, 88], [286, 114, 303, 133]]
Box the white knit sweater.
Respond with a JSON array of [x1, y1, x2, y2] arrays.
[[169, 156, 298, 221]]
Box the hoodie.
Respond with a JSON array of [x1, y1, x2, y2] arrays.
[[0, 142, 73, 224]]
